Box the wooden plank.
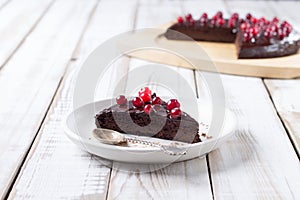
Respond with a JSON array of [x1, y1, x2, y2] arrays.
[[8, 0, 138, 199], [8, 67, 112, 200], [0, 0, 98, 198], [72, 0, 138, 60], [197, 74, 300, 199], [199, 1, 300, 199], [107, 1, 213, 199], [263, 1, 300, 156], [264, 79, 300, 156], [108, 156, 212, 200], [0, 0, 54, 69]]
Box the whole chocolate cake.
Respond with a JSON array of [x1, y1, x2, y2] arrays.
[[165, 12, 300, 59], [95, 87, 200, 144]]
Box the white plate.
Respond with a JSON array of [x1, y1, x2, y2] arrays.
[[63, 99, 237, 163]]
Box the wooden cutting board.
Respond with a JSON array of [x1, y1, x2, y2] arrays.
[[126, 22, 300, 79]]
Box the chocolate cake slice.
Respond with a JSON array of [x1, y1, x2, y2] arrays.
[[165, 12, 300, 59], [95, 88, 200, 144]]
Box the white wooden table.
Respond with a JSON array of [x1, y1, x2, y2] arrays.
[[1, 0, 300, 199]]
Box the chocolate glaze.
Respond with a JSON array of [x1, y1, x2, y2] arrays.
[[95, 101, 200, 144], [165, 19, 300, 59], [236, 30, 300, 58], [165, 20, 237, 43]]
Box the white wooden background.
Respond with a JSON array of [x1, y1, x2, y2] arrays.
[[0, 0, 299, 199]]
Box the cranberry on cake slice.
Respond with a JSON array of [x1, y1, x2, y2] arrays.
[[95, 87, 201, 143]]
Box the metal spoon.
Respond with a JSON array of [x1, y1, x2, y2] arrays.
[[93, 128, 187, 156]]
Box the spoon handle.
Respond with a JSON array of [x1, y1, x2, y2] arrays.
[[125, 137, 187, 156]]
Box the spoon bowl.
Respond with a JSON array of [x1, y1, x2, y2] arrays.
[[93, 128, 127, 145]]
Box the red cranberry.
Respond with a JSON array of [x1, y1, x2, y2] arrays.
[[264, 31, 272, 39], [245, 29, 251, 34], [170, 108, 182, 118], [240, 22, 249, 31], [259, 17, 266, 23], [240, 23, 246, 30], [278, 30, 285, 40], [281, 21, 292, 29], [185, 13, 192, 21], [200, 17, 208, 24], [210, 19, 216, 27], [132, 97, 144, 108], [286, 23, 292, 29], [271, 25, 278, 32], [251, 17, 257, 24], [177, 16, 184, 24], [281, 20, 288, 26], [283, 27, 291, 35], [231, 13, 239, 19], [283, 29, 289, 37], [243, 32, 251, 42], [212, 15, 218, 21], [272, 17, 279, 23], [152, 97, 162, 105], [138, 87, 152, 97], [240, 18, 245, 23], [116, 95, 127, 105], [228, 19, 235, 28], [217, 18, 225, 26], [140, 92, 151, 102], [216, 11, 223, 18], [201, 13, 208, 18], [266, 27, 272, 32], [246, 13, 252, 20], [166, 99, 180, 110], [249, 27, 259, 36], [265, 20, 270, 25], [144, 104, 152, 114], [282, 22, 293, 33], [189, 19, 195, 25]]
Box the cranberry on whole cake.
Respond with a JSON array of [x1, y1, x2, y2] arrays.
[[165, 11, 300, 58], [165, 12, 239, 43], [95, 87, 201, 144]]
